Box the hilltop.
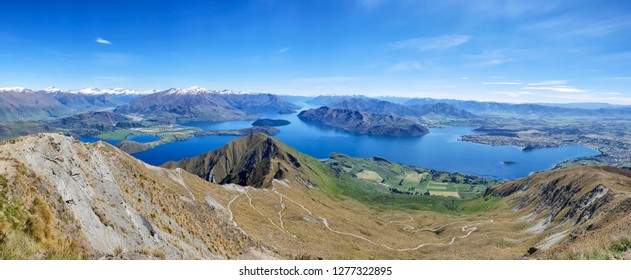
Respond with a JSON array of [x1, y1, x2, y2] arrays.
[[163, 133, 316, 189]]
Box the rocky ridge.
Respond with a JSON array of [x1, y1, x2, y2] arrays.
[[0, 133, 264, 259]]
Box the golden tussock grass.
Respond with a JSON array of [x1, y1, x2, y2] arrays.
[[0, 162, 90, 260]]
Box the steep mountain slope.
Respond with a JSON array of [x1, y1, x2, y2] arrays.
[[297, 106, 429, 136], [0, 88, 71, 122], [162, 133, 316, 189], [0, 133, 264, 259], [114, 89, 248, 122], [43, 90, 142, 112], [488, 166, 631, 259]]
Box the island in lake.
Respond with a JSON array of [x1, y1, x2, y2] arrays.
[[297, 106, 429, 137], [251, 118, 291, 127]]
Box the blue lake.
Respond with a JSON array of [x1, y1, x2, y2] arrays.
[[124, 110, 599, 180]]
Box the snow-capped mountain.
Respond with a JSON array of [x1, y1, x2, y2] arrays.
[[0, 86, 34, 93], [68, 87, 159, 95], [10, 86, 159, 95], [43, 87, 63, 93], [2, 86, 262, 96], [162, 86, 211, 95], [1, 86, 160, 95], [160, 86, 260, 95]]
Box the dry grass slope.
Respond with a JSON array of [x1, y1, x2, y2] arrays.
[[0, 133, 265, 259]]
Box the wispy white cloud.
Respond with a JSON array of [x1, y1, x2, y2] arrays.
[[530, 16, 631, 38], [527, 80, 566, 86], [523, 86, 588, 93], [389, 61, 422, 72], [277, 47, 290, 54], [294, 76, 363, 83], [389, 35, 470, 52], [96, 37, 112, 45], [482, 82, 522, 85], [562, 17, 631, 37]]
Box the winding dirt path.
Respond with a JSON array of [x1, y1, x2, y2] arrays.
[[230, 181, 494, 252], [321, 215, 492, 251], [227, 192, 245, 226], [243, 188, 291, 235]]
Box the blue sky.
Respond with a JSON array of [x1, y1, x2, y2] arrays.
[[1, 0, 630, 104]]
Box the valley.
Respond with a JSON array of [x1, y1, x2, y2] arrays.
[[326, 153, 496, 199]]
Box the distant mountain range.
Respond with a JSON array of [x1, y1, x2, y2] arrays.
[[298, 106, 429, 136], [0, 86, 300, 123], [0, 87, 149, 122], [0, 88, 71, 122], [331, 98, 478, 119], [3, 87, 630, 124], [303, 94, 631, 118], [114, 89, 248, 122], [114, 88, 299, 122], [404, 98, 631, 118], [304, 95, 368, 106], [40, 87, 159, 95]]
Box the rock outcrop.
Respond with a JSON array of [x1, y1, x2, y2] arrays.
[[488, 166, 631, 258], [0, 133, 259, 259]]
